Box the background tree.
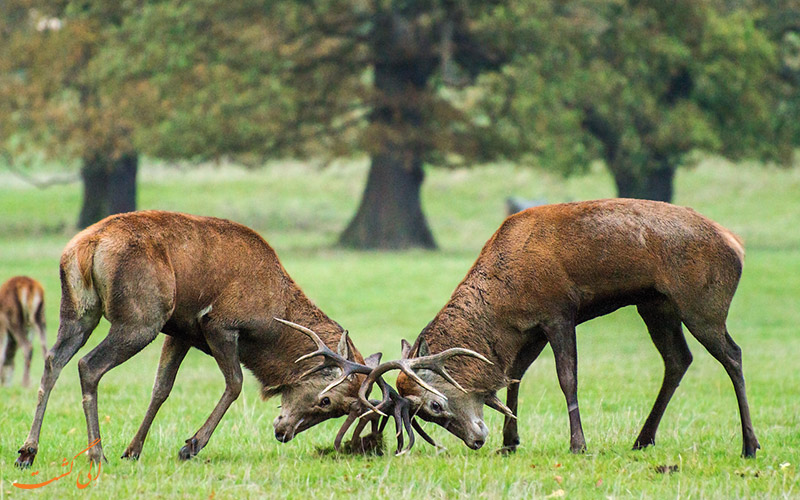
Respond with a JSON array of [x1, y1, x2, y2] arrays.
[[474, 1, 794, 202], [101, 0, 517, 249], [0, 1, 140, 228], [90, 1, 797, 246]]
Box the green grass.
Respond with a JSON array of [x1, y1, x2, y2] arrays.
[[0, 158, 798, 498]]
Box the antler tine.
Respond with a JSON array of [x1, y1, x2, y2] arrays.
[[394, 402, 415, 455], [406, 347, 494, 394], [486, 393, 517, 420], [274, 318, 333, 363], [359, 360, 446, 414], [334, 409, 359, 451], [276, 317, 372, 395], [411, 418, 443, 450]]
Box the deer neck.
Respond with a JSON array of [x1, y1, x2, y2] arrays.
[[242, 288, 362, 392], [418, 278, 518, 393]]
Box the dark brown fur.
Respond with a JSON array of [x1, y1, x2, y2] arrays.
[[399, 199, 758, 457], [16, 211, 364, 467]]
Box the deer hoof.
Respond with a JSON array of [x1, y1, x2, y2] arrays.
[[15, 446, 38, 469], [743, 439, 761, 459], [496, 445, 518, 455], [178, 438, 199, 461], [121, 449, 140, 460]]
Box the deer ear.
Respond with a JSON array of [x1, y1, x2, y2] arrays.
[[337, 330, 352, 360], [417, 338, 430, 357], [401, 339, 412, 358], [365, 352, 382, 368]]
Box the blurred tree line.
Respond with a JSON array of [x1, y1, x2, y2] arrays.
[[1, 0, 797, 248]]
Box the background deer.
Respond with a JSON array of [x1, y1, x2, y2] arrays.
[[365, 199, 759, 457], [0, 276, 47, 387], [15, 211, 370, 468]]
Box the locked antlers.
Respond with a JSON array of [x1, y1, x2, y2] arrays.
[[277, 318, 440, 454], [357, 338, 493, 415], [280, 318, 495, 454]]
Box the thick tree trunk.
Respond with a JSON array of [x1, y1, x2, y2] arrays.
[[612, 160, 676, 203], [77, 156, 110, 229], [339, 20, 438, 250], [77, 152, 138, 228], [339, 152, 436, 249], [108, 153, 138, 214]]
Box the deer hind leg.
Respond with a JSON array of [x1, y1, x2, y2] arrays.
[[34, 299, 48, 358], [15, 314, 100, 468], [122, 335, 191, 460], [77, 321, 162, 465], [633, 299, 693, 450], [12, 327, 34, 388], [178, 322, 243, 461], [682, 315, 759, 458], [499, 329, 548, 454], [543, 319, 586, 453], [1, 330, 16, 386]]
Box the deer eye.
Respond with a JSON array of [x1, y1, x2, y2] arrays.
[[429, 401, 442, 413], [319, 397, 331, 408]]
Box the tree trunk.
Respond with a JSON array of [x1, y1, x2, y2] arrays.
[[77, 152, 138, 229], [77, 156, 110, 229], [108, 152, 138, 214], [612, 160, 676, 202], [339, 152, 436, 249], [339, 21, 438, 250]]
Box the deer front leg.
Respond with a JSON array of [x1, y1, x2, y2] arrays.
[[499, 331, 548, 454], [123, 336, 191, 460], [178, 325, 242, 460], [544, 320, 586, 454]]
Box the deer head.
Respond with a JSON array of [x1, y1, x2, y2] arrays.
[[359, 338, 506, 451], [270, 319, 370, 443]]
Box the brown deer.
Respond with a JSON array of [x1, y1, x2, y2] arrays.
[[15, 211, 371, 468], [0, 276, 47, 387], [363, 199, 760, 457]]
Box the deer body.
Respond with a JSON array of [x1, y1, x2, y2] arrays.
[[397, 199, 759, 457], [0, 276, 47, 387], [16, 211, 364, 467]]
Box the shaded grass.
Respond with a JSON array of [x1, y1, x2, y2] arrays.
[[0, 158, 798, 498]]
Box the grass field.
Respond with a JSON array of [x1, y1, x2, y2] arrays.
[[0, 158, 798, 499]]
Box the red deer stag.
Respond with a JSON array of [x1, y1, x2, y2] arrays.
[[0, 276, 47, 387], [15, 211, 371, 468], [362, 199, 759, 457]]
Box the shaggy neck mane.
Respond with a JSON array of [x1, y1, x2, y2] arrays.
[[416, 262, 518, 393]]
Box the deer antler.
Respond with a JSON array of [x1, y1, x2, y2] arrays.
[[485, 393, 516, 420], [274, 318, 372, 396], [279, 318, 440, 454], [358, 342, 494, 415]]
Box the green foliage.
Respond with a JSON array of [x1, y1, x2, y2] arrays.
[[0, 1, 137, 166], [470, 1, 795, 200]]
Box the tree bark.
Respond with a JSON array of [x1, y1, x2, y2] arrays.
[[339, 152, 435, 249], [108, 152, 138, 214], [612, 160, 676, 203], [339, 15, 438, 250], [77, 152, 138, 228]]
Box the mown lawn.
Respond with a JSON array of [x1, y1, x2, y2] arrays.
[[0, 158, 798, 499]]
